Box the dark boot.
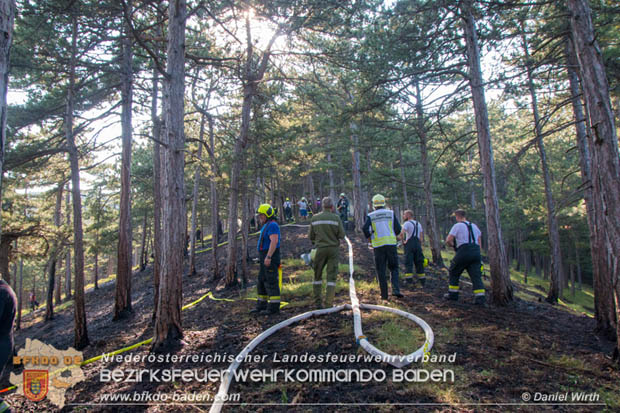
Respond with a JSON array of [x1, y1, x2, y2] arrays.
[[474, 295, 486, 306], [443, 292, 459, 301], [250, 300, 267, 314], [263, 302, 280, 315]]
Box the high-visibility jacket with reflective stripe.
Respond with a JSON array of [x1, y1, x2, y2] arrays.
[[367, 209, 397, 247]]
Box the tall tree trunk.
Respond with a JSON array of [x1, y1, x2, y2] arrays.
[[206, 114, 219, 279], [93, 240, 99, 290], [210, 179, 219, 275], [415, 80, 444, 266], [151, 66, 162, 321], [10, 254, 14, 291], [152, 0, 186, 351], [140, 211, 148, 271], [327, 137, 336, 200], [54, 260, 61, 305], [45, 256, 57, 321], [65, 188, 72, 300], [521, 32, 564, 304], [0, 0, 15, 239], [66, 12, 89, 350], [308, 174, 316, 212], [568, 0, 620, 349], [15, 258, 22, 329], [524, 250, 530, 284], [114, 0, 134, 320], [461, 0, 513, 304], [240, 186, 249, 288], [566, 36, 615, 336], [46, 182, 63, 321], [350, 122, 364, 233], [399, 150, 408, 210], [189, 115, 204, 276]]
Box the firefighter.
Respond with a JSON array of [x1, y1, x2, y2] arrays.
[[251, 204, 282, 315], [0, 279, 16, 412], [283, 198, 293, 222], [362, 194, 403, 300], [445, 209, 486, 305], [337, 193, 349, 224], [399, 210, 426, 287], [309, 197, 345, 308]]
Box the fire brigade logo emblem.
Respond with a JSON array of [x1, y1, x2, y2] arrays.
[[23, 370, 48, 402]]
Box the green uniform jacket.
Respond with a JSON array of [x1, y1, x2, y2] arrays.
[[309, 211, 345, 248]]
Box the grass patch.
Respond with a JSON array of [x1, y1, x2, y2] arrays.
[[365, 312, 427, 355], [437, 326, 457, 343], [548, 354, 586, 371], [421, 243, 594, 317], [599, 388, 620, 410]]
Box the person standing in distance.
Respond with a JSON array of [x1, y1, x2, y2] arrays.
[[337, 193, 349, 225], [363, 194, 403, 300], [445, 209, 486, 305], [251, 204, 282, 315], [399, 210, 426, 287], [298, 197, 309, 221], [309, 197, 345, 308], [283, 198, 293, 222]]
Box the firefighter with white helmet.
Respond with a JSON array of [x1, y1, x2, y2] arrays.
[[362, 194, 403, 300]]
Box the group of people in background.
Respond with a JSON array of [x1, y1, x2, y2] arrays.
[[281, 194, 350, 225], [251, 192, 486, 318], [361, 195, 485, 305]]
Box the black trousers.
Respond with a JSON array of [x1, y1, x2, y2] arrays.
[[404, 237, 425, 276], [448, 243, 484, 297], [373, 245, 400, 299], [0, 336, 12, 377], [257, 248, 281, 308]]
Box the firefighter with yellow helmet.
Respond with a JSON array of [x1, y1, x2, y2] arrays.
[[362, 194, 403, 300], [251, 204, 282, 315]]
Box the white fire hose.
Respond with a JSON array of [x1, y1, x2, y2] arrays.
[[209, 232, 434, 412]]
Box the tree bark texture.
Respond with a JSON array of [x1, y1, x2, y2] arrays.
[[152, 0, 186, 351], [115, 0, 134, 319], [461, 1, 513, 304], [568, 0, 620, 348]]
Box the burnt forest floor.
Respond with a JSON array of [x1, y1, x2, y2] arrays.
[[5, 224, 619, 413]]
